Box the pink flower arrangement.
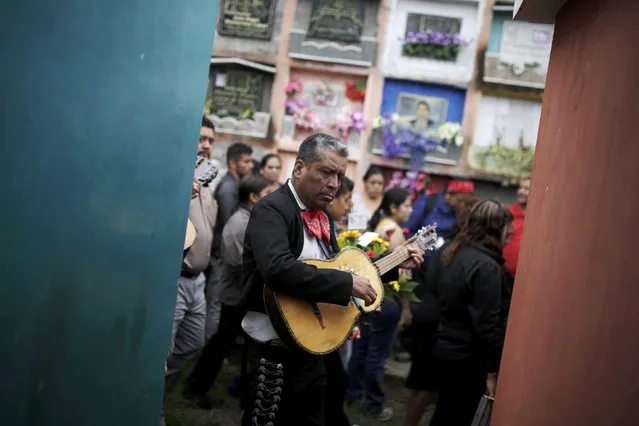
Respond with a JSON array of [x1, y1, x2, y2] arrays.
[[285, 78, 302, 97], [295, 107, 323, 131], [314, 81, 336, 106], [387, 170, 435, 201], [334, 106, 365, 138], [284, 78, 323, 132]]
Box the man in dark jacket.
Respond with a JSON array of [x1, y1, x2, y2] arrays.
[[206, 142, 253, 339], [238, 134, 423, 426]]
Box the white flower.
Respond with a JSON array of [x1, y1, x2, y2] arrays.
[[438, 122, 463, 144], [391, 113, 400, 122], [455, 134, 464, 146], [372, 116, 384, 128]]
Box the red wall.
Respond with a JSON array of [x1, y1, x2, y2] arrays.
[[493, 0, 639, 424]]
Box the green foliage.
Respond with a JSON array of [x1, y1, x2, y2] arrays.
[[385, 273, 420, 303], [402, 43, 460, 61], [202, 100, 254, 120], [203, 98, 213, 115], [475, 144, 535, 180]]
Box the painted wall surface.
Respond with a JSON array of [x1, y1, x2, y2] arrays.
[[382, 0, 483, 84], [0, 1, 217, 425], [493, 0, 639, 425]]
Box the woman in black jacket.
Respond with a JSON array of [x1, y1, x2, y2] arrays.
[[403, 193, 480, 426], [429, 199, 513, 426]]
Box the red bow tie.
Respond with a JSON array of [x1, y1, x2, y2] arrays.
[[301, 210, 331, 242]]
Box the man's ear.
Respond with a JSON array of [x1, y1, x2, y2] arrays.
[[292, 159, 305, 179], [249, 192, 259, 205]]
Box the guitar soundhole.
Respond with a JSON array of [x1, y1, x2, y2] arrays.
[[337, 265, 358, 275]]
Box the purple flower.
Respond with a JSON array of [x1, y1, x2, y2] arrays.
[[402, 30, 467, 48]]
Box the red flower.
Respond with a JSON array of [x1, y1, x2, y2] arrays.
[[385, 228, 394, 239], [402, 228, 410, 237], [366, 250, 376, 259]]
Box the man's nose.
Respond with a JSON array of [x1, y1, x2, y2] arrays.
[[327, 175, 338, 189]]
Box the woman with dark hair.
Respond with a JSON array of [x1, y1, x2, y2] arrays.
[[403, 193, 481, 426], [259, 153, 282, 184], [348, 166, 385, 230], [328, 176, 355, 236], [346, 188, 414, 421], [428, 200, 514, 426]]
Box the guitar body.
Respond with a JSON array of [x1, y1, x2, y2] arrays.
[[264, 247, 384, 355]]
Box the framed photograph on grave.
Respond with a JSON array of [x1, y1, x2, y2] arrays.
[[306, 0, 365, 43], [217, 0, 278, 40], [372, 79, 467, 166], [395, 93, 448, 132]]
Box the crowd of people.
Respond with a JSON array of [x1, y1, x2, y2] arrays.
[[163, 115, 531, 426]]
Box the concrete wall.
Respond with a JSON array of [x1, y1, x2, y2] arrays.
[[493, 0, 639, 424]]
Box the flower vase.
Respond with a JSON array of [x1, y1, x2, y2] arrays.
[[346, 130, 361, 152]]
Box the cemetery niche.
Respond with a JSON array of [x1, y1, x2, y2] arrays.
[[483, 8, 554, 89], [370, 80, 467, 168], [281, 74, 366, 154], [288, 0, 379, 67], [204, 59, 275, 139]]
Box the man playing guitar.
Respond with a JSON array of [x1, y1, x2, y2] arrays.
[[238, 134, 423, 425]]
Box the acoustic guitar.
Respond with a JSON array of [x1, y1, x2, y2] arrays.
[[264, 225, 438, 354]]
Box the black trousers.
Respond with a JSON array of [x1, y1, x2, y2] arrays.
[[185, 303, 245, 396], [242, 338, 326, 426], [430, 359, 486, 426], [324, 351, 351, 426]]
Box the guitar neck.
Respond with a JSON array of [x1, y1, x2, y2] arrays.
[[373, 241, 418, 276]]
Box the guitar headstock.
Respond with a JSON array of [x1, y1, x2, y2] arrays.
[[413, 225, 438, 252], [194, 156, 218, 186]]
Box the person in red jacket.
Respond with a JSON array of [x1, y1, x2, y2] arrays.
[[503, 177, 530, 277]]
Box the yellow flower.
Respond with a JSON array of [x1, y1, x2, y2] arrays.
[[389, 281, 400, 292], [341, 230, 361, 239]]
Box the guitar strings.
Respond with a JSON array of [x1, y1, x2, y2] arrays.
[[375, 245, 410, 275]]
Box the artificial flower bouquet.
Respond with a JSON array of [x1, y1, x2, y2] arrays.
[[336, 230, 420, 302], [401, 31, 469, 61], [337, 230, 389, 259], [372, 115, 464, 169]]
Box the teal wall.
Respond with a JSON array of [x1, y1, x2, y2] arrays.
[[0, 0, 218, 425], [487, 11, 512, 53]]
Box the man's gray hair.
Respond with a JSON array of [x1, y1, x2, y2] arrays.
[[297, 133, 349, 164]]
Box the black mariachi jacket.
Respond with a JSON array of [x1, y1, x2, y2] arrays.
[[240, 184, 353, 313], [240, 183, 398, 314]]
